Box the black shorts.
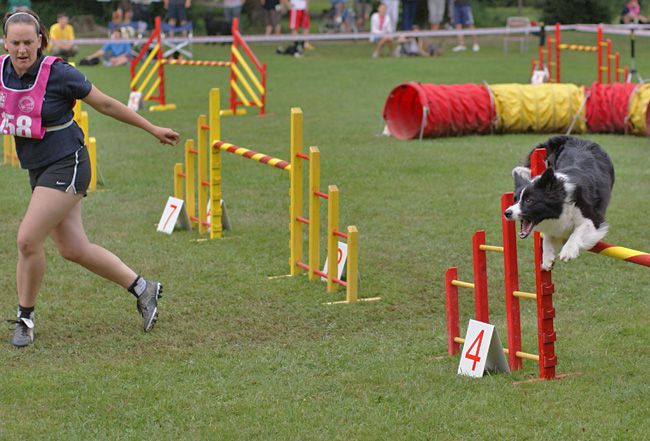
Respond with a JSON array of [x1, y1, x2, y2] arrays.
[[28, 147, 91, 196]]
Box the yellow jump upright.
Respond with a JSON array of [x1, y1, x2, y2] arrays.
[[170, 88, 375, 303]]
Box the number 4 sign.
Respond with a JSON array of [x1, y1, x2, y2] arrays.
[[457, 319, 510, 378]]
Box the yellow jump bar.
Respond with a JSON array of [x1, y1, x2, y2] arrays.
[[479, 244, 504, 252], [451, 280, 475, 289]]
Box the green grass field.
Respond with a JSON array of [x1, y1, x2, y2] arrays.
[[1, 32, 649, 439]]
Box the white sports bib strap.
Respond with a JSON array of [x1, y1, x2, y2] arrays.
[[44, 119, 74, 132]]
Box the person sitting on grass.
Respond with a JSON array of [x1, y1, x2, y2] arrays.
[[48, 12, 77, 61], [80, 29, 132, 66], [370, 3, 394, 58], [395, 25, 442, 57]]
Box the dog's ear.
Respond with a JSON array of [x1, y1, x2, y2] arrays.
[[512, 166, 531, 187], [537, 167, 557, 189]]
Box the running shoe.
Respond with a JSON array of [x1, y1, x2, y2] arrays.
[[137, 281, 163, 332]]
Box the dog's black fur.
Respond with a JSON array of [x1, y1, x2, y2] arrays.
[[504, 135, 615, 270]]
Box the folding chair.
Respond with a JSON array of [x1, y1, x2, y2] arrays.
[[504, 16, 531, 53], [161, 21, 194, 59]]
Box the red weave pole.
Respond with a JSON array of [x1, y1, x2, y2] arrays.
[[130, 19, 159, 84], [607, 39, 612, 85], [501, 192, 522, 371], [555, 23, 561, 83], [156, 17, 166, 106], [235, 26, 263, 72], [472, 230, 490, 323], [615, 52, 620, 83], [531, 148, 557, 380], [547, 34, 553, 82], [445, 267, 461, 355], [229, 18, 238, 114], [597, 25, 603, 84], [531, 57, 536, 76], [261, 63, 267, 115]]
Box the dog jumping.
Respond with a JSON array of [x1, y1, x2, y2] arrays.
[[504, 135, 615, 271]]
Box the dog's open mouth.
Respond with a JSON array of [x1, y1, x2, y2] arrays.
[[519, 220, 534, 239]]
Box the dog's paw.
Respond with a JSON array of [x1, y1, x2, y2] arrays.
[[559, 243, 580, 262], [541, 257, 555, 271]]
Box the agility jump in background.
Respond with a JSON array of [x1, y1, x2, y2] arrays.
[[170, 88, 379, 305], [537, 23, 628, 84], [130, 17, 266, 115]]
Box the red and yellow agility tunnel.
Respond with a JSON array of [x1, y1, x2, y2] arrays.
[[383, 81, 650, 140]]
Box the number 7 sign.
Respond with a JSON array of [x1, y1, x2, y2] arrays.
[[457, 319, 510, 378], [157, 196, 190, 234]]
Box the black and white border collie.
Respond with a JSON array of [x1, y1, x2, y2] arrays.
[[504, 135, 615, 271]]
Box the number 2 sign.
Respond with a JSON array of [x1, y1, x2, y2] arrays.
[[457, 319, 510, 378]]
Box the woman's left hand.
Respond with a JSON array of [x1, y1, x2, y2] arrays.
[[153, 127, 181, 145]]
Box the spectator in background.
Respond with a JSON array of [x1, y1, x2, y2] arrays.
[[8, 0, 31, 12], [370, 3, 394, 58], [80, 29, 132, 66], [262, 0, 282, 35], [224, 0, 245, 25], [283, 0, 314, 51], [164, 0, 191, 37], [452, 0, 479, 52], [428, 0, 445, 30], [48, 12, 78, 61], [355, 0, 372, 30], [401, 0, 417, 31], [382, 0, 399, 32], [131, 0, 154, 29], [621, 0, 649, 23]]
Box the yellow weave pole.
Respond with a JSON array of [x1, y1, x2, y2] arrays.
[[346, 226, 359, 303], [10, 136, 18, 167], [289, 108, 304, 275], [173, 162, 184, 200], [80, 111, 89, 145], [327, 185, 339, 293], [3, 135, 10, 165], [88, 137, 97, 191], [209, 88, 222, 239], [73, 100, 82, 124], [308, 146, 321, 281], [185, 139, 196, 228], [197, 114, 208, 234]]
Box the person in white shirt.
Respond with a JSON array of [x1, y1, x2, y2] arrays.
[[370, 3, 394, 58]]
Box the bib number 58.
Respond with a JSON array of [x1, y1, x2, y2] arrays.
[[1, 112, 33, 137]]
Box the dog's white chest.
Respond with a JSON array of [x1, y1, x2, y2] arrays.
[[536, 204, 582, 239]]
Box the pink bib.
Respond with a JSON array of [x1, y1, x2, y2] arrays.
[[0, 55, 57, 139]]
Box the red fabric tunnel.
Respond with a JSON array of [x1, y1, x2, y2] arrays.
[[586, 82, 639, 134], [382, 82, 495, 140]]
